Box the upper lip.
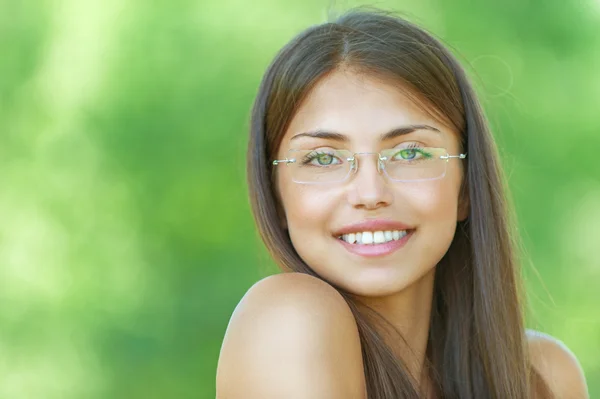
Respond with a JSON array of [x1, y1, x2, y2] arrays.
[[333, 219, 415, 236]]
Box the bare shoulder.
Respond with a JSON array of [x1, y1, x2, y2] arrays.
[[216, 272, 366, 399], [526, 329, 589, 399]]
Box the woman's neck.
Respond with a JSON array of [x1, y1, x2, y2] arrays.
[[351, 266, 436, 382]]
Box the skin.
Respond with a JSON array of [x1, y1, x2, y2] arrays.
[[215, 68, 589, 398], [274, 69, 467, 378], [217, 274, 589, 398]]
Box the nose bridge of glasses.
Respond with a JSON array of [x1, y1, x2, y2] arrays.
[[350, 152, 385, 174]]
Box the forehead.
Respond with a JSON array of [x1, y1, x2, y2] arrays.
[[282, 70, 455, 146]]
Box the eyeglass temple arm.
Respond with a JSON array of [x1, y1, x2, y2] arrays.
[[440, 153, 467, 160], [272, 158, 296, 165]]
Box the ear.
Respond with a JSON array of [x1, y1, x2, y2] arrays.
[[280, 212, 288, 230], [271, 174, 288, 230], [275, 200, 288, 230], [457, 184, 470, 222]]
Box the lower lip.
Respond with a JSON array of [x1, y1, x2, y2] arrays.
[[336, 230, 414, 258]]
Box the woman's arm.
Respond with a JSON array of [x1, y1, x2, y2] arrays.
[[216, 273, 367, 399]]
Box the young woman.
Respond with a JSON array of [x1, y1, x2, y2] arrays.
[[216, 8, 589, 399]]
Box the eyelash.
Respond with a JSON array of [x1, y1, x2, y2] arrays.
[[403, 142, 424, 150]]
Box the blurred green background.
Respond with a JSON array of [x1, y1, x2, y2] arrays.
[[1, 0, 599, 398]]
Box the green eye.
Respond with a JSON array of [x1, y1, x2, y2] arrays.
[[400, 149, 416, 159], [390, 146, 433, 161], [316, 154, 334, 165], [394, 148, 420, 160], [301, 151, 341, 166]]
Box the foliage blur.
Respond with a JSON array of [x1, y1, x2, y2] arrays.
[[0, 0, 598, 398]]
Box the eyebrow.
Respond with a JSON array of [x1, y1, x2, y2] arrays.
[[290, 124, 441, 143]]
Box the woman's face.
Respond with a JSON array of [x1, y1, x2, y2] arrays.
[[275, 70, 467, 297]]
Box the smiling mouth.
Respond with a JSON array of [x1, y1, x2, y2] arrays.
[[336, 229, 414, 245]]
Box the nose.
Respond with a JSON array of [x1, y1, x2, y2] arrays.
[[347, 153, 393, 210]]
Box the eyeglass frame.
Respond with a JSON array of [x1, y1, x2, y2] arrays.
[[272, 148, 467, 184]]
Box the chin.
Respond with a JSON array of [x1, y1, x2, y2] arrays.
[[317, 262, 436, 299]]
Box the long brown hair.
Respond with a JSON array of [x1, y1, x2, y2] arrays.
[[246, 7, 551, 398]]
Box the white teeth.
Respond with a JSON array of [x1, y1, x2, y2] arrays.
[[373, 231, 385, 244], [340, 230, 410, 244], [362, 231, 374, 244]]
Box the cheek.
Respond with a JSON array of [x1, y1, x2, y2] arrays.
[[402, 173, 462, 257], [401, 180, 458, 222], [407, 160, 463, 219], [282, 187, 343, 272], [278, 181, 341, 248], [397, 175, 459, 251], [284, 187, 337, 228]]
